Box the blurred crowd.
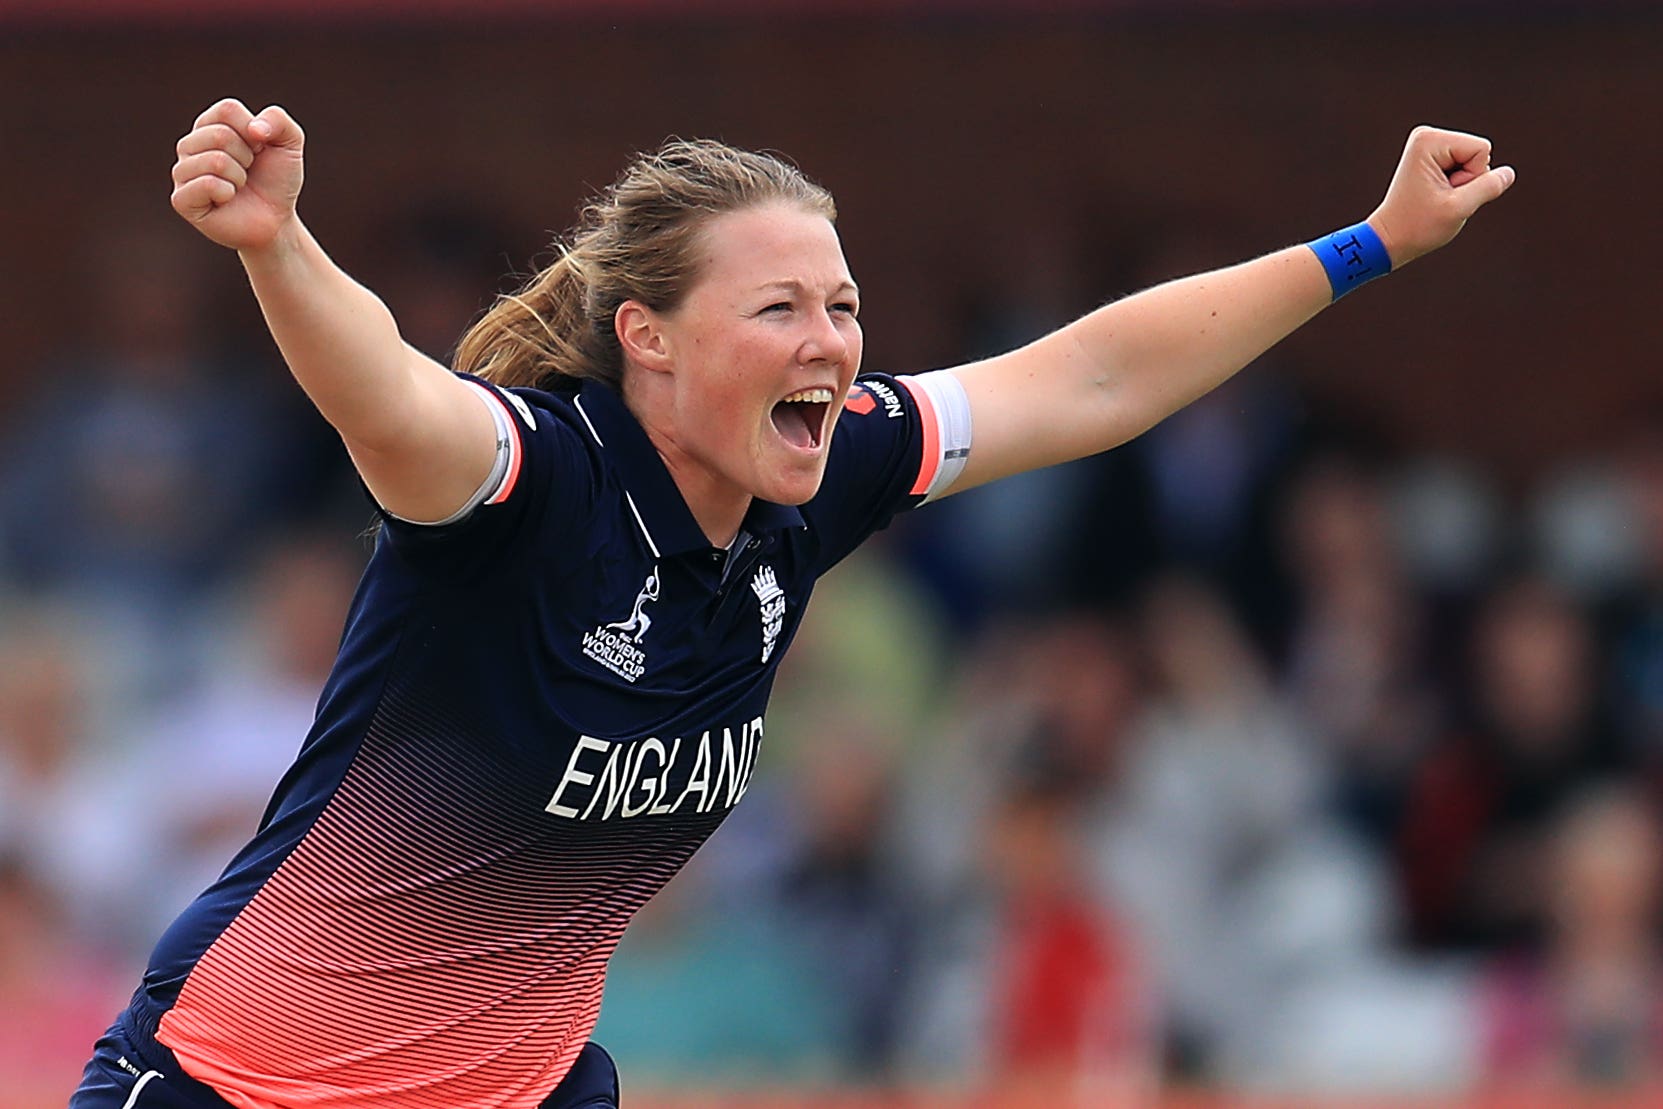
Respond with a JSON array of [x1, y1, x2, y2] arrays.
[[4, 204, 1663, 1105]]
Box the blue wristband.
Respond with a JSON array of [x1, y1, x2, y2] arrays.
[[1306, 222, 1393, 302]]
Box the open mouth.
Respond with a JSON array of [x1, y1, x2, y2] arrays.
[[769, 387, 833, 451]]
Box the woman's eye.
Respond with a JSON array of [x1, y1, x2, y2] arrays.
[[832, 302, 858, 317], [761, 302, 792, 314]]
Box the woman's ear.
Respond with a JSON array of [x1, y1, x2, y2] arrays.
[[615, 300, 673, 375]]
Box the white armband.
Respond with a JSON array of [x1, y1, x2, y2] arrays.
[[899, 370, 973, 503], [386, 381, 520, 526]]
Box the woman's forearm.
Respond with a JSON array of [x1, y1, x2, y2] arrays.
[[950, 242, 1333, 489], [1067, 242, 1331, 444], [239, 218, 431, 452]]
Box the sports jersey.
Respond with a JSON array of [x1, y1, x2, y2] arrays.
[[119, 370, 971, 1109]]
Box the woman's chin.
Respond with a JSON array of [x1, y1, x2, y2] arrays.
[[758, 460, 827, 506]]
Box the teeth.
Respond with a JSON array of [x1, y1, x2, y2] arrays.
[[780, 388, 833, 404]]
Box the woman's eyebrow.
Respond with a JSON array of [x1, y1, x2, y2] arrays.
[[756, 278, 859, 296]]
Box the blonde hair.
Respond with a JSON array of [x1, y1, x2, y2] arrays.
[[454, 139, 836, 391]]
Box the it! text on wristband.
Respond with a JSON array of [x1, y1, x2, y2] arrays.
[[1306, 222, 1393, 302]]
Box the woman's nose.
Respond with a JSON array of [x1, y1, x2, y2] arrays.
[[800, 308, 849, 363]]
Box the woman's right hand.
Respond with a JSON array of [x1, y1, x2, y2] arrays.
[[170, 99, 305, 252]]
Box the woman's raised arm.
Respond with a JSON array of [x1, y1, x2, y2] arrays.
[[943, 126, 1517, 494], [171, 98, 497, 523]]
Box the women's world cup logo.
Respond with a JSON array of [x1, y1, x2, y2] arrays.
[[583, 568, 660, 682]]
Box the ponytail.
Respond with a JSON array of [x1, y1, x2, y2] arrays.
[[453, 243, 619, 391]]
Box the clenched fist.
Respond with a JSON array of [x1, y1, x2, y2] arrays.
[[170, 98, 305, 252], [1367, 125, 1516, 267]]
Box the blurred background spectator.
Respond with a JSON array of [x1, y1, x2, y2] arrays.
[[1479, 784, 1663, 1091], [123, 532, 368, 943], [0, 223, 293, 658], [1399, 574, 1625, 952], [3, 3, 1660, 1106]]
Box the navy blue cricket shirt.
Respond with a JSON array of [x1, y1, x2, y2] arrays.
[[125, 370, 969, 1109]]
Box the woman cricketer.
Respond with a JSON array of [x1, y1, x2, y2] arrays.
[[71, 98, 1512, 1109]]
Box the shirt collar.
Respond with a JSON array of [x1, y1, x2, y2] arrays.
[[572, 378, 804, 557]]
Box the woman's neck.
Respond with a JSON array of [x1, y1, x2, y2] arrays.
[[623, 375, 749, 548], [655, 444, 749, 549]]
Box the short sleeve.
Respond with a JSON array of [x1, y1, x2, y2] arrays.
[[802, 370, 972, 573], [374, 375, 599, 580]]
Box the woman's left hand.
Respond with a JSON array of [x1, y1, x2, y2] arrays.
[[1368, 125, 1516, 267]]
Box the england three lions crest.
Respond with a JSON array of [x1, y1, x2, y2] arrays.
[[751, 565, 785, 663]]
